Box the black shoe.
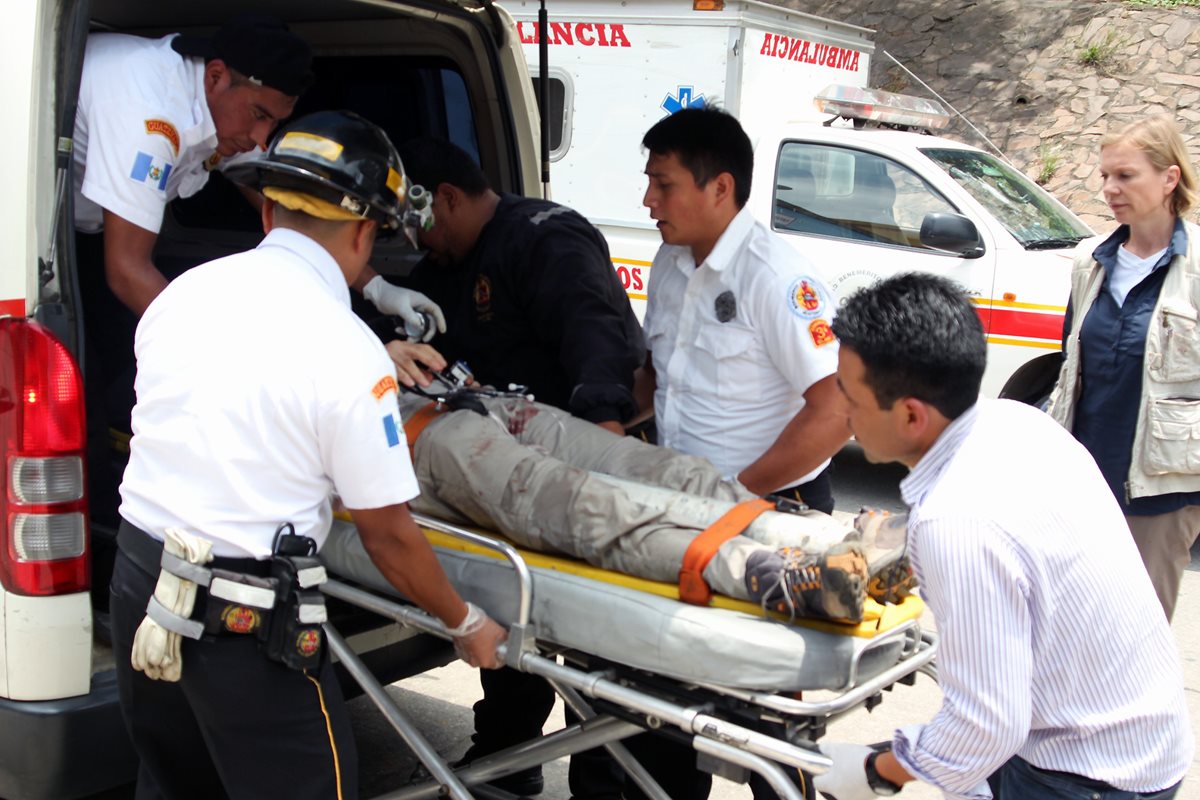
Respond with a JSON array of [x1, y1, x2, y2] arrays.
[[454, 749, 545, 797]]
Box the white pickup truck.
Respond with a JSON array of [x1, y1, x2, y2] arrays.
[[0, 1, 540, 797], [510, 0, 1092, 402]]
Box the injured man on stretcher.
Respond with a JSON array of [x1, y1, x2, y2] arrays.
[[373, 341, 913, 624]]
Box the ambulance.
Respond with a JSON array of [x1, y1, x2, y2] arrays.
[[0, 1, 540, 797], [510, 0, 1094, 403]]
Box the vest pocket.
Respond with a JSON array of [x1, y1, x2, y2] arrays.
[[1146, 396, 1200, 474], [1149, 305, 1200, 383]]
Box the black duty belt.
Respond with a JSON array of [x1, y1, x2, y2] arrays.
[[116, 519, 329, 670]]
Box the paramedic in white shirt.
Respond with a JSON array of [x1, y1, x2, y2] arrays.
[[75, 13, 443, 522], [637, 107, 850, 515], [817, 272, 1191, 800], [637, 106, 848, 800], [111, 110, 504, 799]]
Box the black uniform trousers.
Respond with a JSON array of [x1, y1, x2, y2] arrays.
[[110, 521, 357, 800]]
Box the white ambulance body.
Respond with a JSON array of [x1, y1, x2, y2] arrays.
[[510, 1, 1093, 402]]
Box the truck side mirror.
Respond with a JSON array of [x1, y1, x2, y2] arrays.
[[920, 212, 984, 258]]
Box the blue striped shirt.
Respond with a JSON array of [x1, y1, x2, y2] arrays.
[[893, 399, 1192, 799]]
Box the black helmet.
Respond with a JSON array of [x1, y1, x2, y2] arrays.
[[226, 110, 407, 230]]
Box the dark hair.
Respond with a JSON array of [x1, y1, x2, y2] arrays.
[[397, 137, 492, 196], [642, 107, 753, 208], [831, 273, 985, 420]]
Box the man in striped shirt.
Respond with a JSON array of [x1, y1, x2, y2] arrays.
[[814, 273, 1191, 800]]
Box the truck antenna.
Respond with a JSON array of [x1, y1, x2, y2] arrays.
[[881, 50, 1012, 165], [539, 0, 551, 198]]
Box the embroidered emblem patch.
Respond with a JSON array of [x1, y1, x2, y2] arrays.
[[382, 412, 402, 447], [714, 290, 737, 322], [787, 277, 825, 319], [295, 629, 322, 657], [129, 151, 173, 191], [809, 319, 835, 347], [474, 274, 492, 314], [144, 118, 180, 154], [372, 375, 398, 400], [221, 605, 260, 634]]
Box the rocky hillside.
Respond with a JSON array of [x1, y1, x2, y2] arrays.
[[773, 0, 1200, 231]]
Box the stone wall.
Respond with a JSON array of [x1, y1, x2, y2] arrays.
[[774, 0, 1200, 231]]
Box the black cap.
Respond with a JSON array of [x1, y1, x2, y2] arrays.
[[171, 13, 313, 97]]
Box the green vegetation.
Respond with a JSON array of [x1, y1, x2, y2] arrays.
[[1077, 30, 1122, 68], [1037, 145, 1061, 186], [1125, 0, 1200, 7]]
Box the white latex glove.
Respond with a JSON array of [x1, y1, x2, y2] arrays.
[[363, 275, 447, 343], [130, 528, 213, 682], [446, 602, 507, 669], [812, 743, 884, 800]]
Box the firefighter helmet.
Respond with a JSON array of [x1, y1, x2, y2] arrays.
[[226, 110, 409, 230]]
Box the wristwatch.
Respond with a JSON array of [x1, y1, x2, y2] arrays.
[[865, 749, 904, 796]]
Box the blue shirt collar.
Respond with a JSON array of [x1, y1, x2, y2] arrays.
[[1091, 217, 1188, 273]]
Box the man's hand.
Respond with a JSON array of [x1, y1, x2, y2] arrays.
[[385, 340, 448, 388], [813, 743, 900, 799], [446, 603, 507, 669], [363, 275, 447, 342]]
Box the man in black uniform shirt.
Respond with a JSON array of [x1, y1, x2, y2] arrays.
[[385, 137, 647, 797], [396, 137, 644, 433]]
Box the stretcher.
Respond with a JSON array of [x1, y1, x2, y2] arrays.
[[319, 513, 938, 800]]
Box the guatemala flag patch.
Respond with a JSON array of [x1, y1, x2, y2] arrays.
[[129, 151, 173, 191], [382, 412, 401, 448]]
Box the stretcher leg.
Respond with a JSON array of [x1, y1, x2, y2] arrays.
[[551, 680, 672, 800], [385, 715, 644, 800], [693, 738, 806, 800], [322, 623, 473, 800]]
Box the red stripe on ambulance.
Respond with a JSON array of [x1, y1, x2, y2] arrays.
[[975, 306, 1064, 342], [0, 298, 25, 317]]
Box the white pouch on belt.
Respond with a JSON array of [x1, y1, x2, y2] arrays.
[[130, 527, 213, 682]]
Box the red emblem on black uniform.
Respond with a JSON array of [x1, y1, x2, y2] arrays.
[[296, 629, 322, 657], [474, 274, 492, 314], [221, 605, 260, 634]]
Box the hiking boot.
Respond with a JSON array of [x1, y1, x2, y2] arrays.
[[744, 542, 868, 623], [851, 508, 917, 604]]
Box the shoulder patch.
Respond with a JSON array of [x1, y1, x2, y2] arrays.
[[129, 151, 173, 192], [786, 276, 827, 319], [372, 375, 398, 400], [144, 119, 180, 155], [809, 318, 835, 347]]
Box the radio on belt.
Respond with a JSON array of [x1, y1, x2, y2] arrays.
[[260, 523, 329, 671]]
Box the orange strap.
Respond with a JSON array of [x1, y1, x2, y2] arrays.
[[678, 498, 775, 606], [402, 402, 448, 455]]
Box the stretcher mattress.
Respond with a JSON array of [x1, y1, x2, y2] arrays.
[[321, 519, 924, 692]]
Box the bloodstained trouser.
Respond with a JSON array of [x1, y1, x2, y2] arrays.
[[402, 394, 813, 600]]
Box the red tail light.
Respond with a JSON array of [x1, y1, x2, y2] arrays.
[[0, 319, 89, 595]]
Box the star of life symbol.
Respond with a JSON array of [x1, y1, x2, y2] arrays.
[[661, 86, 706, 115]]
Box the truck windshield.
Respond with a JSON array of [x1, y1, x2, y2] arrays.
[[921, 148, 1092, 249]]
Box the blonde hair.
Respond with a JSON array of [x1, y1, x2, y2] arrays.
[[1101, 115, 1198, 218]]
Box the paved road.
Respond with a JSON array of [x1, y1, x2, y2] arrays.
[[350, 445, 1200, 799]]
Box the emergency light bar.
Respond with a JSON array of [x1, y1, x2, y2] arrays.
[[814, 84, 950, 130]]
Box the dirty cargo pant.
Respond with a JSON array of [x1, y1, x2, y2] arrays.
[[403, 394, 768, 599]]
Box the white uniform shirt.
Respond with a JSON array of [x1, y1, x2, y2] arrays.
[[893, 399, 1192, 799], [74, 33, 247, 234], [120, 229, 418, 558], [643, 207, 838, 491]]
